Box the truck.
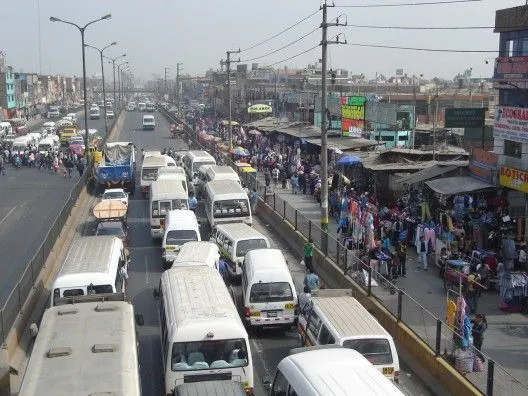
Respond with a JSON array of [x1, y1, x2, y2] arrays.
[[92, 142, 136, 194]]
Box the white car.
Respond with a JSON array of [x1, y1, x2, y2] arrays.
[[101, 188, 129, 206], [78, 128, 98, 136], [66, 113, 77, 123], [106, 110, 115, 119], [62, 116, 73, 123]]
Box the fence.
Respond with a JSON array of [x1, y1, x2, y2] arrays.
[[160, 106, 528, 396], [0, 111, 121, 344]]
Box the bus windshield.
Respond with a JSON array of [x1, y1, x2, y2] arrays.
[[171, 339, 249, 371], [142, 168, 159, 181], [213, 199, 249, 218], [342, 338, 393, 365]]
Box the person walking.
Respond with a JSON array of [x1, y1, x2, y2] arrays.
[[304, 238, 314, 272], [188, 192, 198, 212], [76, 160, 85, 177], [271, 166, 279, 188], [304, 269, 320, 292], [471, 313, 487, 360], [419, 236, 428, 270], [291, 173, 299, 194], [0, 155, 6, 175], [249, 188, 259, 213], [396, 241, 407, 277], [264, 170, 271, 188]]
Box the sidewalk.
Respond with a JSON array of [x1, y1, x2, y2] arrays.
[[255, 173, 528, 391]]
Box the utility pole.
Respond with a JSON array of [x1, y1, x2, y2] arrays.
[[320, 0, 346, 235], [223, 49, 240, 150], [176, 62, 183, 114], [432, 89, 439, 161], [164, 67, 169, 98]]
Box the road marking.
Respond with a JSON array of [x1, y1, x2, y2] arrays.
[[0, 204, 21, 227], [145, 256, 149, 284]]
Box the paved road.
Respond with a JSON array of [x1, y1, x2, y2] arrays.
[[0, 113, 114, 303], [112, 109, 436, 395]]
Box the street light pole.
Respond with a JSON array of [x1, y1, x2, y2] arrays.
[[117, 61, 128, 107], [85, 41, 116, 135], [50, 13, 111, 160], [105, 53, 126, 105]]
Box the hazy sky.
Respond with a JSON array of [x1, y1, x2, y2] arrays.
[[1, 0, 523, 81]]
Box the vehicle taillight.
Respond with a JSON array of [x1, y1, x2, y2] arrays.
[[243, 307, 251, 318], [160, 218, 165, 227]]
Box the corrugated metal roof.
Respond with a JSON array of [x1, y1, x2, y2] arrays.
[[304, 137, 381, 151], [398, 165, 458, 185], [425, 176, 494, 195]]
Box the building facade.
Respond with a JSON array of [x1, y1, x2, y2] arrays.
[[493, 4, 528, 236], [0, 65, 17, 118]]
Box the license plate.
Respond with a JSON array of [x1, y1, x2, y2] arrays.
[[383, 367, 394, 375], [284, 303, 295, 309], [165, 246, 175, 251], [267, 311, 278, 317]]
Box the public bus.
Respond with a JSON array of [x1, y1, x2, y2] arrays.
[[204, 180, 252, 228]]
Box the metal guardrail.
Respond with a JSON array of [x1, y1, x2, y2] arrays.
[[0, 111, 122, 344], [159, 106, 528, 396]]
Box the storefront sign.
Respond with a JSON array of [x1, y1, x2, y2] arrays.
[[341, 96, 365, 137], [494, 56, 528, 80], [248, 104, 272, 114], [445, 108, 485, 128], [494, 106, 528, 142], [499, 167, 528, 193]]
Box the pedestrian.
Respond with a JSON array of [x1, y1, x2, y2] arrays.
[[265, 170, 271, 188], [291, 173, 299, 194], [298, 285, 312, 313], [188, 191, 198, 212], [396, 241, 407, 277], [271, 166, 279, 188], [0, 156, 6, 175], [304, 268, 320, 292], [465, 271, 480, 313], [76, 160, 85, 177], [248, 188, 259, 213], [119, 261, 129, 297], [471, 313, 487, 360], [304, 238, 314, 272], [419, 236, 428, 270]]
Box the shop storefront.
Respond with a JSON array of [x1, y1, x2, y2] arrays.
[[499, 166, 528, 241]]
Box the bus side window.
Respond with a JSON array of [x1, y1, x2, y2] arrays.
[[318, 325, 335, 345], [271, 370, 289, 396], [288, 386, 298, 396]]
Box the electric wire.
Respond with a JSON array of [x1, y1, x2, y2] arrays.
[[266, 45, 320, 67], [336, 0, 484, 7], [347, 23, 494, 30], [345, 42, 497, 53], [240, 9, 319, 53]]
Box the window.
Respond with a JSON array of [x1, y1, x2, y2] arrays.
[[249, 282, 293, 303], [318, 325, 335, 345], [213, 199, 250, 218], [165, 230, 199, 245], [236, 238, 268, 257], [306, 310, 322, 339], [271, 370, 289, 396], [343, 338, 393, 365], [504, 139, 522, 158]]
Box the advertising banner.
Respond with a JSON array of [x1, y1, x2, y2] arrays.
[[341, 96, 365, 137], [469, 148, 498, 184], [445, 108, 485, 128], [494, 106, 528, 142], [366, 102, 398, 126], [494, 56, 528, 80], [499, 167, 528, 193]]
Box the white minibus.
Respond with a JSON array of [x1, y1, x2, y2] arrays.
[[172, 241, 220, 269], [150, 179, 189, 239], [241, 248, 297, 329], [142, 115, 156, 130], [157, 166, 189, 193], [196, 165, 241, 196], [204, 180, 252, 228], [211, 223, 269, 282], [140, 155, 169, 197], [51, 236, 128, 307], [270, 346, 404, 396], [138, 102, 147, 111], [12, 136, 31, 155], [182, 150, 216, 180], [37, 136, 59, 154], [19, 300, 141, 396], [154, 266, 254, 396], [297, 289, 401, 382], [162, 210, 201, 266]]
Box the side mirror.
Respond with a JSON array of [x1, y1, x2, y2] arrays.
[[29, 323, 39, 338], [153, 288, 160, 300]]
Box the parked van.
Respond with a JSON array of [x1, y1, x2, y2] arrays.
[[182, 150, 216, 181], [89, 107, 101, 120], [11, 136, 32, 155], [157, 166, 188, 193], [150, 179, 189, 239], [211, 223, 269, 281], [0, 121, 13, 138], [239, 248, 297, 329], [142, 115, 155, 130], [172, 241, 220, 269], [154, 266, 254, 396], [204, 180, 252, 228], [162, 210, 201, 266], [37, 136, 60, 154], [140, 155, 169, 197], [270, 346, 405, 396], [51, 236, 128, 307], [297, 289, 401, 382], [196, 165, 240, 196]]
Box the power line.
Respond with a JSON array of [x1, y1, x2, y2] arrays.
[[345, 42, 497, 53], [266, 45, 320, 67], [240, 27, 319, 63], [347, 23, 493, 30], [337, 0, 484, 7], [240, 9, 319, 53]]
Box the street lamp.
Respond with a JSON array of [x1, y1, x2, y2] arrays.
[[117, 61, 129, 106], [85, 41, 116, 135], [259, 67, 278, 122], [106, 53, 126, 105], [49, 14, 111, 160], [121, 68, 131, 104]]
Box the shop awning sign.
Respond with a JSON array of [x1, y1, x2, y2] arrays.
[[494, 106, 528, 142], [499, 167, 528, 193]]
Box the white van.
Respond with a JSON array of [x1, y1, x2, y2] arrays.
[[140, 155, 169, 197], [240, 248, 297, 329], [155, 266, 254, 396], [47, 106, 60, 118], [0, 121, 13, 138], [12, 136, 32, 155], [51, 236, 128, 307], [150, 179, 189, 239], [143, 150, 162, 159], [142, 115, 155, 130], [138, 102, 146, 111], [211, 223, 269, 281], [157, 166, 189, 193], [204, 180, 252, 228], [297, 289, 401, 382], [42, 121, 56, 134], [182, 150, 216, 181], [196, 165, 240, 196], [271, 346, 405, 396], [89, 107, 101, 120], [37, 136, 60, 154], [172, 241, 220, 269], [162, 210, 201, 265]]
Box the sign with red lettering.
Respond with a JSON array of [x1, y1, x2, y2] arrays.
[[469, 148, 498, 184], [494, 56, 528, 80], [494, 106, 528, 142], [499, 167, 528, 193]]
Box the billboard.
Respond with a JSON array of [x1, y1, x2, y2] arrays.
[[499, 167, 528, 193], [494, 106, 528, 143], [469, 148, 498, 184], [365, 102, 398, 126], [445, 108, 485, 128], [494, 56, 528, 80], [341, 96, 365, 137]]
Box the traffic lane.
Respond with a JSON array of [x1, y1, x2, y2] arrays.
[[117, 110, 178, 151], [0, 114, 113, 304]]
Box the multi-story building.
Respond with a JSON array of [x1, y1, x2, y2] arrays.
[[493, 4, 528, 237], [0, 64, 17, 118]]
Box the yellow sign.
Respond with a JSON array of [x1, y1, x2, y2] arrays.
[[499, 166, 528, 193], [341, 104, 364, 120], [248, 104, 273, 114]]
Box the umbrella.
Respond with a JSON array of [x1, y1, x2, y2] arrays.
[[232, 147, 250, 156], [336, 155, 361, 166], [248, 129, 261, 136]]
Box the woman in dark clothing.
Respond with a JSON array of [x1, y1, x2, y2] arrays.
[[472, 313, 487, 360]]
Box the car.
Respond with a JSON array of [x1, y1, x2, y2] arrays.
[[62, 116, 73, 123], [126, 103, 136, 111], [78, 128, 98, 137], [66, 113, 77, 123], [101, 188, 129, 206], [94, 221, 129, 247], [69, 136, 84, 145], [106, 110, 115, 119]]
